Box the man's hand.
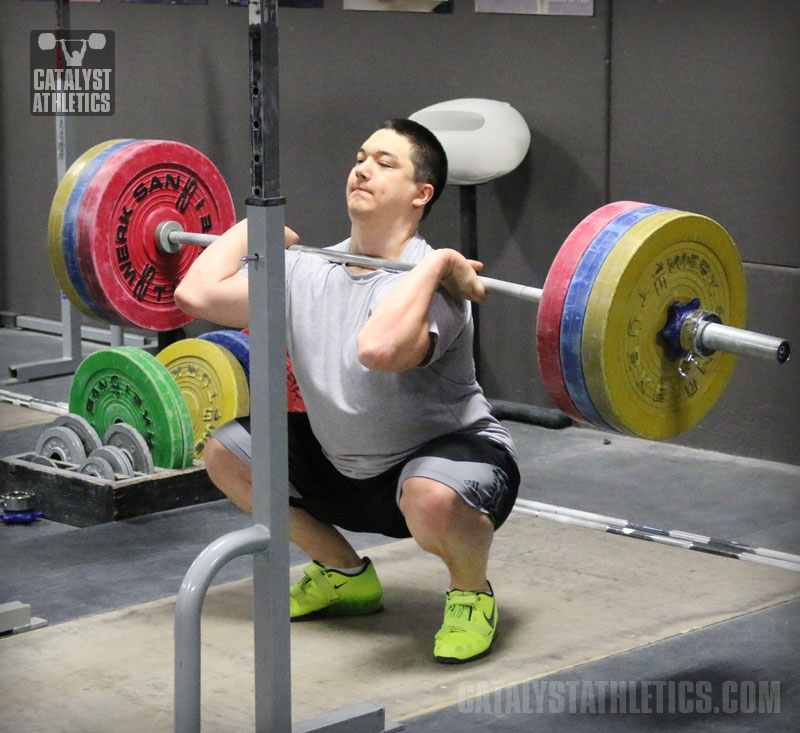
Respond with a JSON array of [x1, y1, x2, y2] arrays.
[[437, 249, 487, 303]]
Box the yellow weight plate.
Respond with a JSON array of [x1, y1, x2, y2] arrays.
[[582, 210, 746, 440], [47, 139, 133, 317], [156, 338, 250, 458]]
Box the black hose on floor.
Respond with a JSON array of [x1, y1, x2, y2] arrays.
[[489, 400, 572, 430]]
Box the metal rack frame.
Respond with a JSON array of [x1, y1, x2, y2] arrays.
[[173, 2, 399, 731]]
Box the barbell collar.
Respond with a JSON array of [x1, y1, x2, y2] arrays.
[[679, 308, 721, 358]]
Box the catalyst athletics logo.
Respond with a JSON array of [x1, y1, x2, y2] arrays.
[[30, 30, 114, 116]]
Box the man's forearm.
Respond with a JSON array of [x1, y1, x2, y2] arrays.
[[357, 249, 458, 372], [174, 219, 250, 326]]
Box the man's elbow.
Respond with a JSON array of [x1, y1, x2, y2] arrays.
[[174, 281, 208, 318], [357, 333, 426, 373], [358, 343, 396, 372]]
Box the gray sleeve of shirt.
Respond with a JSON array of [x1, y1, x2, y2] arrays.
[[418, 289, 471, 367]]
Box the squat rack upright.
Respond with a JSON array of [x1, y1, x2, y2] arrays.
[[173, 2, 399, 731]]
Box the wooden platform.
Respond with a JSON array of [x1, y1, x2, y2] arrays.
[[2, 514, 799, 731], [0, 453, 222, 527]]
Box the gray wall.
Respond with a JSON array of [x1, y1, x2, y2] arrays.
[[0, 0, 797, 465], [607, 1, 799, 464]]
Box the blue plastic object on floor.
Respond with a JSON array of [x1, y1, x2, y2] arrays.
[[1, 510, 44, 525]]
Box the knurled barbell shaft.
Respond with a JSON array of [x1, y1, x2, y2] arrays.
[[162, 223, 790, 364], [0, 388, 69, 416], [288, 244, 545, 303], [163, 225, 544, 302]]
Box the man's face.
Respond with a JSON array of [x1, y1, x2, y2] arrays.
[[346, 128, 427, 222]]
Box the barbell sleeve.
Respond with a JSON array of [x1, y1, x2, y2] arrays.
[[157, 221, 218, 253], [697, 321, 791, 364], [158, 221, 789, 364], [170, 231, 218, 248]]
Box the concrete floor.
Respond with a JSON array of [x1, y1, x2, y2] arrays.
[[1, 326, 799, 731]]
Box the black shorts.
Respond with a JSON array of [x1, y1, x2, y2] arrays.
[[214, 412, 520, 539]]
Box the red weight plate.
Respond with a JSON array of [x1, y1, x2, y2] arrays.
[[536, 201, 646, 422], [286, 352, 307, 413], [241, 328, 307, 412], [77, 140, 235, 330]]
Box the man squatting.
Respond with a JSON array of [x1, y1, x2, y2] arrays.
[[175, 119, 520, 664]]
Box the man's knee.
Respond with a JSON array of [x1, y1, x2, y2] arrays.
[[399, 477, 474, 533], [203, 437, 252, 513], [203, 437, 229, 470], [203, 438, 250, 485]]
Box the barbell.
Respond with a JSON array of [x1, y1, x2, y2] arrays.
[[48, 139, 791, 440]]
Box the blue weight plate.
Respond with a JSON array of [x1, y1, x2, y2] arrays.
[[198, 330, 250, 382], [61, 139, 139, 321], [560, 205, 669, 431]]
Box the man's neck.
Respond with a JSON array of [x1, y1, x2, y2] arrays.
[[349, 218, 419, 261]]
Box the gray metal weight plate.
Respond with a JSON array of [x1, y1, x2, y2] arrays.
[[87, 445, 134, 478], [103, 423, 155, 474], [35, 425, 87, 463], [25, 454, 58, 468], [77, 455, 117, 481], [53, 413, 103, 455]]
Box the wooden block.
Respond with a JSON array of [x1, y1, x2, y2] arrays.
[[0, 453, 223, 527]]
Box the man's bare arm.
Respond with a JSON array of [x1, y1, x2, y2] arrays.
[[174, 220, 299, 328], [357, 248, 485, 372]]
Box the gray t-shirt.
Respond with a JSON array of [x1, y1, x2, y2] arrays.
[[280, 234, 515, 479]]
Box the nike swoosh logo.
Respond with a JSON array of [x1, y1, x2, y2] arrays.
[[333, 582, 348, 589], [483, 610, 496, 630]]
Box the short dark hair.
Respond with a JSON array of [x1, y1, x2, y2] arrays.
[[382, 118, 448, 220]]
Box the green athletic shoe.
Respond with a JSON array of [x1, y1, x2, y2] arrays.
[[289, 557, 383, 620], [433, 586, 497, 664]]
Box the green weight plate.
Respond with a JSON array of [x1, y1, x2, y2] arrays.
[[69, 346, 193, 469], [111, 345, 194, 468], [112, 345, 195, 468], [156, 338, 249, 459]]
